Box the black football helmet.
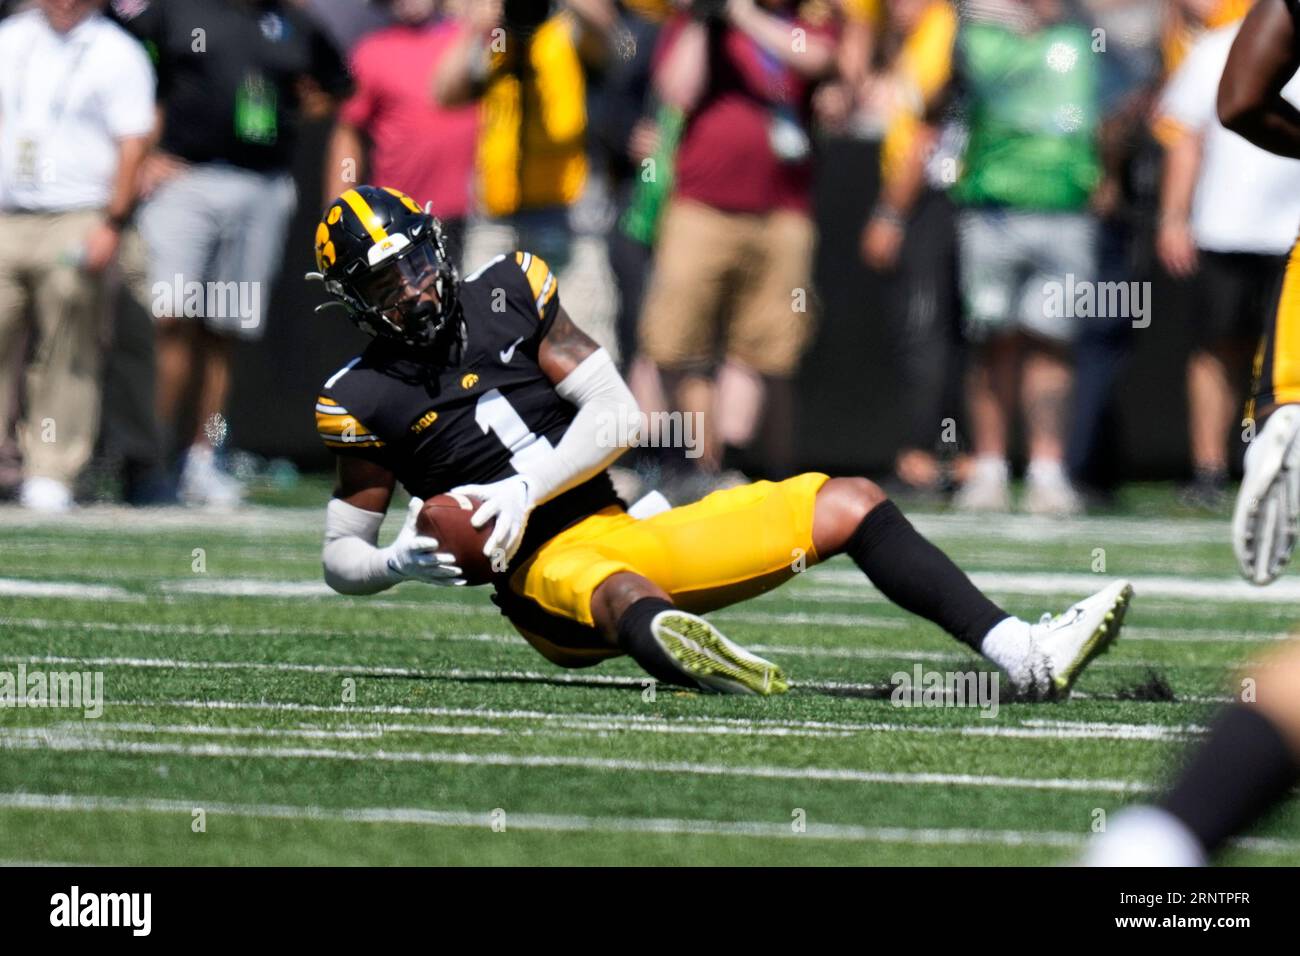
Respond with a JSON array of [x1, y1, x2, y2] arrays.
[[308, 185, 459, 348]]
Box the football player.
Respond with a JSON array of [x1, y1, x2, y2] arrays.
[[311, 185, 1132, 697], [1082, 0, 1300, 865], [1218, 0, 1300, 584]]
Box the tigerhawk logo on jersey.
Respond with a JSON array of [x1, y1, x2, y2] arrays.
[[461, 373, 479, 389]]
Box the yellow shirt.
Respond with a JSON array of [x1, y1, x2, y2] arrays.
[[880, 1, 957, 186], [477, 14, 587, 218], [1162, 0, 1251, 73]]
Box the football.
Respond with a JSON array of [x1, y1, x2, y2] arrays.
[[416, 493, 495, 585]]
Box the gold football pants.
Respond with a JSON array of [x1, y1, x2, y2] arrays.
[[498, 472, 831, 667]]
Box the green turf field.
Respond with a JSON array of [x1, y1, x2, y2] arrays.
[[1, 487, 1298, 866]]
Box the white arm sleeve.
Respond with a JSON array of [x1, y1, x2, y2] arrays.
[[322, 498, 401, 596], [521, 347, 642, 505]]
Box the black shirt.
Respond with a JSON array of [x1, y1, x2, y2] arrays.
[[112, 0, 350, 172], [316, 252, 623, 571]]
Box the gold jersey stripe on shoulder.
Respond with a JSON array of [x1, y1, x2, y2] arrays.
[[322, 438, 386, 449], [317, 395, 340, 407], [316, 408, 378, 442], [339, 189, 389, 243], [515, 251, 556, 319]]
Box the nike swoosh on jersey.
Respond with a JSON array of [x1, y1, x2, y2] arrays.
[[500, 336, 525, 364]]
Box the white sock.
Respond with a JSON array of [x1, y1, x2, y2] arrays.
[[1082, 806, 1207, 867], [972, 455, 1009, 481], [979, 616, 1033, 672], [1027, 458, 1067, 485]]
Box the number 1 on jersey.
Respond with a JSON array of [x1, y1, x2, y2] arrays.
[[474, 388, 554, 473]]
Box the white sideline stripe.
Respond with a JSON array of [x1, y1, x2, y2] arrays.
[[0, 506, 1237, 544], [0, 792, 1094, 849], [3, 614, 1286, 654], [9, 790, 1290, 855], [0, 654, 1238, 702], [132, 699, 1208, 741], [75, 715, 1201, 743], [0, 731, 1153, 793], [0, 653, 650, 685], [14, 567, 1300, 608], [808, 569, 1300, 604], [0, 579, 133, 600]]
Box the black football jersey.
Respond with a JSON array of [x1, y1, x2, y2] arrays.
[[316, 252, 622, 566]]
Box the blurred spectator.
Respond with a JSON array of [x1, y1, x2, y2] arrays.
[[949, 0, 1100, 516], [1153, 11, 1300, 509], [0, 0, 153, 512], [326, 0, 479, 262], [1064, 0, 1162, 502], [587, 0, 673, 369], [114, 0, 350, 507], [857, 0, 959, 498], [639, 0, 837, 485], [1159, 0, 1248, 73], [303, 0, 394, 55], [434, 0, 607, 279]]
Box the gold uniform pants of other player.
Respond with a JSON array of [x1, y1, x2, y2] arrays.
[[504, 472, 831, 667], [1252, 237, 1300, 417]]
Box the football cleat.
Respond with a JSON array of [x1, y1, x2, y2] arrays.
[[650, 609, 789, 696], [1232, 404, 1300, 585], [1021, 580, 1133, 699]]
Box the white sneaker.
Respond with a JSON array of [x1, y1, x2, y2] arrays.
[[19, 476, 74, 513], [1024, 462, 1083, 517], [1081, 806, 1206, 867], [178, 445, 244, 508], [1233, 404, 1300, 585], [1016, 579, 1133, 699], [954, 459, 1011, 512]]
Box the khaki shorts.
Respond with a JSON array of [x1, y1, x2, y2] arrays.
[[638, 200, 816, 377]]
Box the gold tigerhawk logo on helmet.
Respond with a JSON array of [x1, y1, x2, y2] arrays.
[[314, 221, 336, 271], [460, 373, 479, 389], [382, 187, 423, 215]]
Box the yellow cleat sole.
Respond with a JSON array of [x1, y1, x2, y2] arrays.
[[1052, 583, 1133, 697], [651, 611, 789, 696]]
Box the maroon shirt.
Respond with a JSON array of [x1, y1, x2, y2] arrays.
[[660, 13, 834, 215], [341, 20, 478, 220]]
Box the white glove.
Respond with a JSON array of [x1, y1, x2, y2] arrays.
[[448, 474, 535, 567], [382, 497, 466, 586], [1233, 405, 1300, 585]]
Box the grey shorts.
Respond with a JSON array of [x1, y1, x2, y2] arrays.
[[957, 209, 1097, 344], [137, 163, 297, 341]]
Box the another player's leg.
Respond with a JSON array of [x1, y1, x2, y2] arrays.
[[1084, 640, 1300, 866], [590, 571, 789, 696], [1233, 242, 1300, 584], [813, 477, 1131, 698]]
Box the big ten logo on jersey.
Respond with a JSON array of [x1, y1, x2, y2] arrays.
[[411, 409, 439, 435]]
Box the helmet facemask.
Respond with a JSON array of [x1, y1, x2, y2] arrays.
[[311, 214, 459, 350]]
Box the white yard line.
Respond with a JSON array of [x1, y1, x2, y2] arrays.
[[10, 566, 1300, 607], [0, 505, 1236, 545], [73, 715, 1201, 743], [131, 699, 1208, 740], [0, 579, 135, 601], [0, 730, 1153, 793], [0, 653, 1239, 702], [0, 791, 1087, 848], [10, 790, 1295, 854]]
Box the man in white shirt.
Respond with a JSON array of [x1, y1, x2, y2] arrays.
[[1154, 15, 1300, 509], [0, 0, 154, 511]]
